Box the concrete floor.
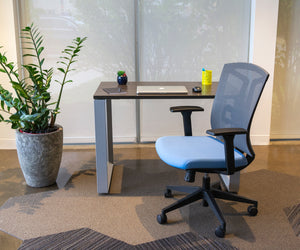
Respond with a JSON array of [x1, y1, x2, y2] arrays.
[[0, 142, 299, 249]]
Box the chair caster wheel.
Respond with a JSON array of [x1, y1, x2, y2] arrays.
[[247, 205, 258, 216], [215, 225, 226, 238], [164, 189, 173, 198], [157, 213, 167, 224]]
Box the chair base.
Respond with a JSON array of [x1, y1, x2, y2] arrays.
[[157, 174, 258, 238]]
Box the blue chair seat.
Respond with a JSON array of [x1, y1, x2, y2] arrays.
[[156, 136, 248, 170]]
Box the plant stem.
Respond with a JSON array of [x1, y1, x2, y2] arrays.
[[0, 109, 13, 115], [50, 37, 86, 126], [29, 27, 45, 108], [50, 55, 72, 127]]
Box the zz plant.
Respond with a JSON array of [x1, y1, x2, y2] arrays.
[[0, 24, 86, 133]]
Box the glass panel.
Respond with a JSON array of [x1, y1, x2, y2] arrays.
[[139, 0, 251, 81], [139, 0, 251, 141], [18, 0, 136, 143], [271, 0, 300, 139]]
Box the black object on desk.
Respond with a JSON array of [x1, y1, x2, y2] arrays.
[[193, 86, 202, 92]]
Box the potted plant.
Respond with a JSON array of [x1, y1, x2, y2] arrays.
[[0, 24, 86, 187], [117, 70, 127, 85]]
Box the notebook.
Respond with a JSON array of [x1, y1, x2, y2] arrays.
[[103, 87, 127, 94], [136, 85, 188, 94]]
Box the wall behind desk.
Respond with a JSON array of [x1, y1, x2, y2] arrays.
[[0, 0, 278, 148]]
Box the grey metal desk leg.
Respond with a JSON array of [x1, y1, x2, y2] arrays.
[[94, 99, 114, 194], [220, 172, 240, 193]]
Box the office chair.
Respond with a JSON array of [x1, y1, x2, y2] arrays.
[[155, 62, 269, 237]]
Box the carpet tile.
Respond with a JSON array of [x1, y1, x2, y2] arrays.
[[284, 202, 300, 237], [135, 232, 237, 250], [19, 228, 235, 249], [19, 228, 130, 250]]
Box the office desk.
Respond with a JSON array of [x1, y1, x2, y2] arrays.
[[94, 81, 217, 194]]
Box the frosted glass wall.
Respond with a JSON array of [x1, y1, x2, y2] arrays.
[[139, 0, 250, 81], [18, 0, 136, 143], [18, 0, 251, 143], [271, 0, 300, 139], [138, 0, 251, 141]]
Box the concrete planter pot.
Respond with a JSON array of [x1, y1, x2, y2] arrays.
[[16, 125, 63, 187]]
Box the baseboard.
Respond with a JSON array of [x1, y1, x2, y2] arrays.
[[63, 137, 95, 145], [0, 136, 137, 149], [140, 136, 159, 143], [0, 135, 270, 150], [63, 136, 137, 144], [270, 134, 300, 140], [113, 136, 137, 143]]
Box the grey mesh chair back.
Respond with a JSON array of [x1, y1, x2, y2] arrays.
[[211, 63, 269, 158]]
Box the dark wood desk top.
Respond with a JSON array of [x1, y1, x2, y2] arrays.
[[94, 81, 218, 100]]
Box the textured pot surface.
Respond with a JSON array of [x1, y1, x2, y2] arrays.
[[16, 125, 63, 187]]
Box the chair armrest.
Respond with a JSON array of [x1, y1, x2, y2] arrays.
[[170, 106, 204, 136], [206, 128, 247, 175], [206, 128, 247, 136], [170, 106, 204, 113]]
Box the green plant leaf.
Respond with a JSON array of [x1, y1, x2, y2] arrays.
[[9, 114, 20, 122], [118, 71, 125, 76], [36, 36, 43, 45], [57, 61, 68, 66], [22, 26, 31, 32], [57, 68, 65, 73], [7, 63, 14, 71], [11, 123, 19, 129], [11, 81, 30, 100], [23, 54, 36, 57], [20, 113, 42, 122], [46, 101, 57, 106], [42, 92, 51, 102], [37, 47, 44, 55]]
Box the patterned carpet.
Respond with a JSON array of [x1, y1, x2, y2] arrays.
[[19, 228, 235, 249], [284, 201, 300, 237], [0, 166, 300, 249]]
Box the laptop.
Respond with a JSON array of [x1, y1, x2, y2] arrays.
[[136, 85, 188, 94]]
